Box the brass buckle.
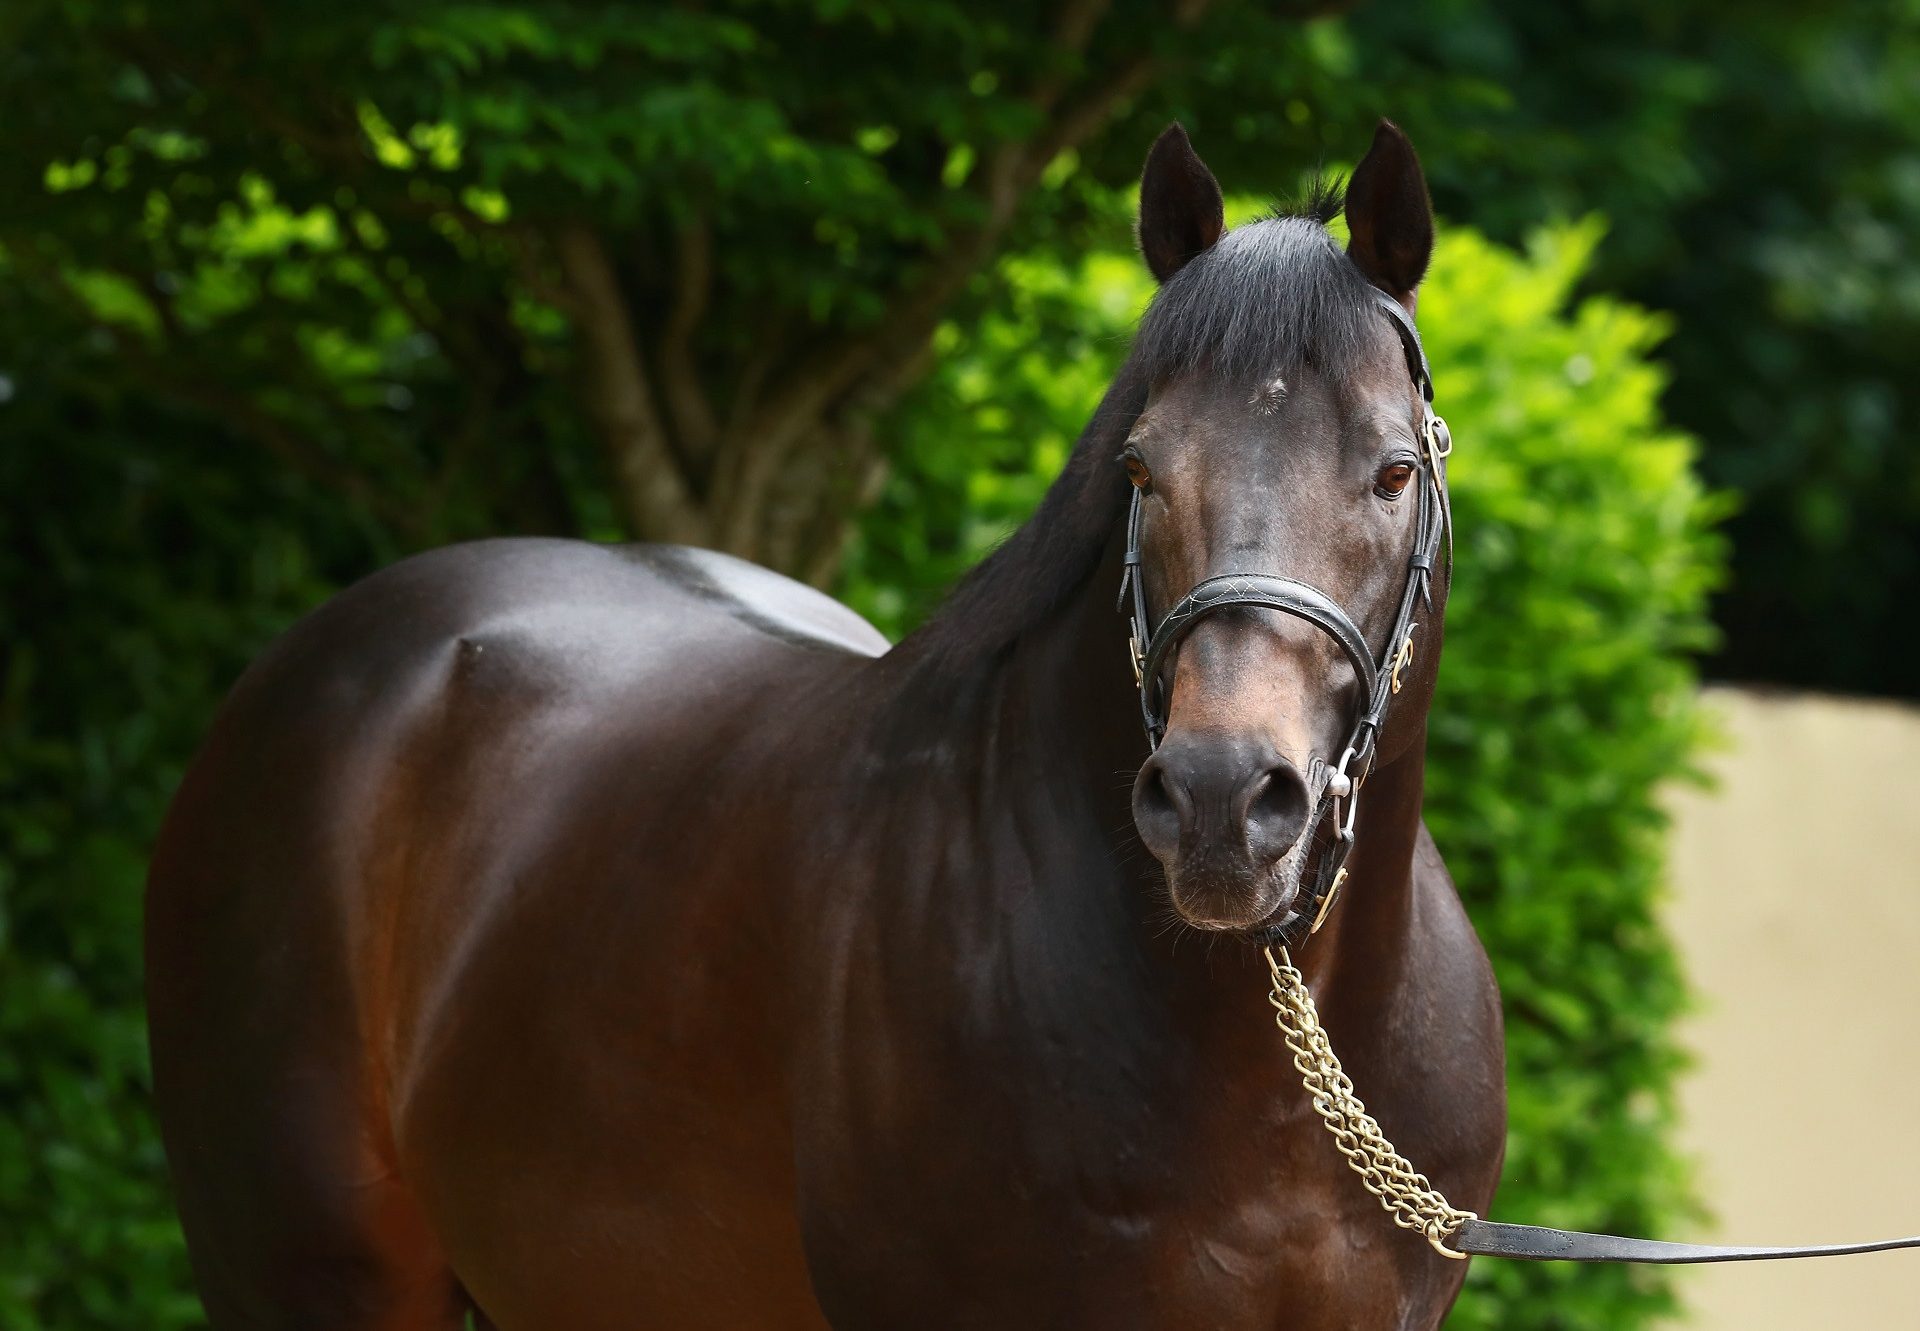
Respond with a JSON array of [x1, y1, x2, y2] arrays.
[[1389, 632, 1415, 695], [1310, 865, 1348, 934]]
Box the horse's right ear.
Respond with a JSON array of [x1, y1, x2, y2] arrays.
[[1137, 123, 1225, 284]]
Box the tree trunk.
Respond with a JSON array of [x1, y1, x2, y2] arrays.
[[545, 0, 1237, 585]]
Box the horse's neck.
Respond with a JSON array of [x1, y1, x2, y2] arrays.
[[985, 537, 1146, 819], [904, 533, 1154, 942]]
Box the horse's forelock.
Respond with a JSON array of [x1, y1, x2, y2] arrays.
[[1132, 199, 1378, 387]]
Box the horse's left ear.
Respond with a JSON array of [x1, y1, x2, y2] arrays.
[[1345, 119, 1433, 311]]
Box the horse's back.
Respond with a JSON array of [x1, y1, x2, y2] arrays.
[[232, 537, 884, 697], [146, 538, 872, 1328], [149, 536, 883, 992]]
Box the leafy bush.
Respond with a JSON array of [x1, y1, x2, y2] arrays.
[[846, 216, 1723, 1328], [0, 378, 352, 1326], [1423, 220, 1722, 1327]]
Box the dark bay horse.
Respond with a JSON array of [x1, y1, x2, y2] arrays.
[[147, 121, 1506, 1329]]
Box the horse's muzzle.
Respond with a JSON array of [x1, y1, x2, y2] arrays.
[[1132, 732, 1311, 930]]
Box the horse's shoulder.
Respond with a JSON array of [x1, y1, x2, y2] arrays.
[[1400, 820, 1507, 1195], [1408, 821, 1498, 1009]]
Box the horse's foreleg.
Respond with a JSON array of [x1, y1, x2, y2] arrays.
[[153, 1022, 469, 1330], [148, 738, 466, 1329]]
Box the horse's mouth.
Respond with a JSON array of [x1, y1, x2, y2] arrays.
[[1164, 801, 1341, 939], [1242, 819, 1339, 946], [1249, 902, 1313, 949]]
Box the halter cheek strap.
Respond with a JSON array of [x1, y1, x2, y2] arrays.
[[1119, 288, 1451, 936]]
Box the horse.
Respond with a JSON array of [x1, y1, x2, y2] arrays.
[[147, 119, 1507, 1329]]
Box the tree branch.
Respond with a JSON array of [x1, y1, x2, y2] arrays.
[[170, 372, 428, 536], [708, 0, 1217, 565], [655, 216, 720, 469], [550, 222, 706, 544], [114, 34, 366, 166], [509, 226, 583, 318], [797, 423, 890, 590], [1027, 0, 1116, 115], [842, 47, 1165, 428], [9, 244, 429, 534]]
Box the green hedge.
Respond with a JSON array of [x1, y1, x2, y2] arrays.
[[0, 213, 1716, 1328], [0, 412, 337, 1327], [845, 216, 1723, 1328]]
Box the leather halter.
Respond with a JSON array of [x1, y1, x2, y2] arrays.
[[1118, 288, 1451, 937], [1191, 298, 1920, 1271]]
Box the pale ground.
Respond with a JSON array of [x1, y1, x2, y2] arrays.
[[1662, 687, 1920, 1328]]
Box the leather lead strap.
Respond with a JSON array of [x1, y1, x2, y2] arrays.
[[1381, 285, 1920, 1269], [1452, 1219, 1920, 1265]]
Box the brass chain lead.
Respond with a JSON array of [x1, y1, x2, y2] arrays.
[[1264, 945, 1476, 1259]]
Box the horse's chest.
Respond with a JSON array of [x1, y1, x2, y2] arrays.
[[795, 879, 1499, 1328], [799, 1064, 1452, 1330]]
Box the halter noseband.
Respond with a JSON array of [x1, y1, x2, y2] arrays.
[[1117, 288, 1454, 940]]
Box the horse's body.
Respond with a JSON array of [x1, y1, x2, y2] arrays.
[[149, 123, 1507, 1329]]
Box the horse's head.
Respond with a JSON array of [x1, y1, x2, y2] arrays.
[[1123, 121, 1447, 936]]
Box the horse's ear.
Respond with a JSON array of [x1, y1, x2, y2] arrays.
[[1137, 123, 1225, 283], [1345, 119, 1433, 311]]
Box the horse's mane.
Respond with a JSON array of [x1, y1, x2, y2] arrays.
[[893, 181, 1379, 691]]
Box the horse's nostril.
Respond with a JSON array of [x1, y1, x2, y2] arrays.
[[1130, 756, 1186, 860], [1134, 743, 1309, 869], [1243, 763, 1310, 864]]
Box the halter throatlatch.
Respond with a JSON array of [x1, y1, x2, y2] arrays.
[[1119, 288, 1452, 938]]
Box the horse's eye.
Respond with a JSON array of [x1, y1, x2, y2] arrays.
[[1375, 462, 1415, 498], [1124, 455, 1153, 492]]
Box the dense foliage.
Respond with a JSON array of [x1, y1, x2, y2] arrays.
[[848, 215, 1721, 1328], [0, 0, 1367, 579], [7, 0, 1911, 690], [1341, 1, 1920, 697]]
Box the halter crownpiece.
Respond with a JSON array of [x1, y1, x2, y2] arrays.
[[1118, 288, 1451, 939]]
